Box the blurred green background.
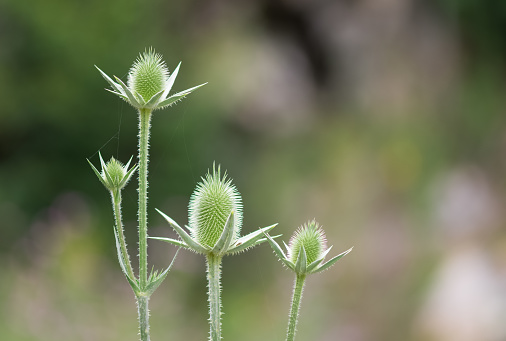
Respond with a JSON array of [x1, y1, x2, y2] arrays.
[[1, 0, 506, 340]]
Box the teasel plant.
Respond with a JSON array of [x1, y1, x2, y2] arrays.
[[151, 164, 278, 341], [263, 221, 353, 341], [89, 48, 206, 341]]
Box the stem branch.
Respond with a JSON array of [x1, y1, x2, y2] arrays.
[[111, 189, 136, 280]]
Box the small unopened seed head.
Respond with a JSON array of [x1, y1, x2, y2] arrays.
[[288, 220, 327, 264], [127, 48, 169, 102], [189, 165, 243, 249], [102, 157, 129, 190]]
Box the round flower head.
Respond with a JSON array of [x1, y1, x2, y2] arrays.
[[127, 48, 169, 102], [103, 157, 128, 189], [88, 153, 137, 192], [288, 220, 327, 264], [189, 165, 243, 249]]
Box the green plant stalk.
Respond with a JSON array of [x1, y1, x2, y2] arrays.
[[206, 254, 223, 341], [138, 108, 152, 289], [137, 108, 152, 341], [111, 189, 136, 280], [137, 295, 151, 341], [286, 274, 306, 341]]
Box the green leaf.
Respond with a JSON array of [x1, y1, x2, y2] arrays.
[[145, 248, 179, 296], [156, 208, 208, 253], [294, 245, 307, 274], [161, 62, 181, 99], [227, 223, 277, 254], [212, 211, 235, 255], [313, 247, 353, 274]]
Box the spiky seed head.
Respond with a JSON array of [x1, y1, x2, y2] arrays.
[[288, 220, 327, 264], [189, 165, 243, 249], [102, 157, 129, 190], [127, 48, 169, 102]]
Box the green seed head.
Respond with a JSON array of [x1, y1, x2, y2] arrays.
[[288, 220, 327, 264], [102, 157, 128, 190], [189, 165, 243, 249], [127, 48, 169, 102]]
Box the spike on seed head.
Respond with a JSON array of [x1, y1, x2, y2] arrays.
[[188, 164, 243, 249], [288, 220, 327, 264], [127, 48, 169, 101]]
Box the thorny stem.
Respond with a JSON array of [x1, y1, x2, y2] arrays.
[[206, 254, 223, 341], [111, 189, 136, 280], [137, 295, 151, 341], [286, 274, 306, 341], [138, 108, 152, 341], [138, 108, 152, 289]]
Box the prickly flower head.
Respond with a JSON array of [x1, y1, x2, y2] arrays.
[[88, 153, 137, 192], [288, 220, 327, 265], [96, 48, 207, 111], [127, 49, 169, 102], [189, 165, 243, 249]]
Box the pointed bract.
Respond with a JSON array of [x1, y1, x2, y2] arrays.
[[212, 211, 236, 255], [158, 83, 208, 109], [227, 223, 277, 254], [149, 237, 190, 249], [313, 247, 353, 274], [294, 246, 307, 274], [161, 62, 181, 100], [145, 248, 179, 295], [156, 209, 208, 254]]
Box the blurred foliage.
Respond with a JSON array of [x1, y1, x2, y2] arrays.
[[1, 0, 506, 341]]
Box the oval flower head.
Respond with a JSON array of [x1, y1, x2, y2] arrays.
[[96, 48, 206, 111], [87, 152, 138, 193], [264, 220, 352, 275], [152, 164, 277, 256]]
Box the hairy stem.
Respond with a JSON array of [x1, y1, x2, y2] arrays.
[[137, 295, 151, 341], [206, 254, 223, 341], [286, 274, 306, 341], [111, 189, 136, 280], [138, 108, 152, 289]]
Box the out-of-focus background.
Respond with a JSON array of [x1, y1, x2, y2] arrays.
[[1, 0, 506, 340]]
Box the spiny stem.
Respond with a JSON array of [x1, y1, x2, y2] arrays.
[[111, 189, 136, 280], [138, 108, 152, 289], [137, 295, 151, 341], [286, 274, 306, 341], [206, 254, 223, 341], [137, 109, 152, 341]]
